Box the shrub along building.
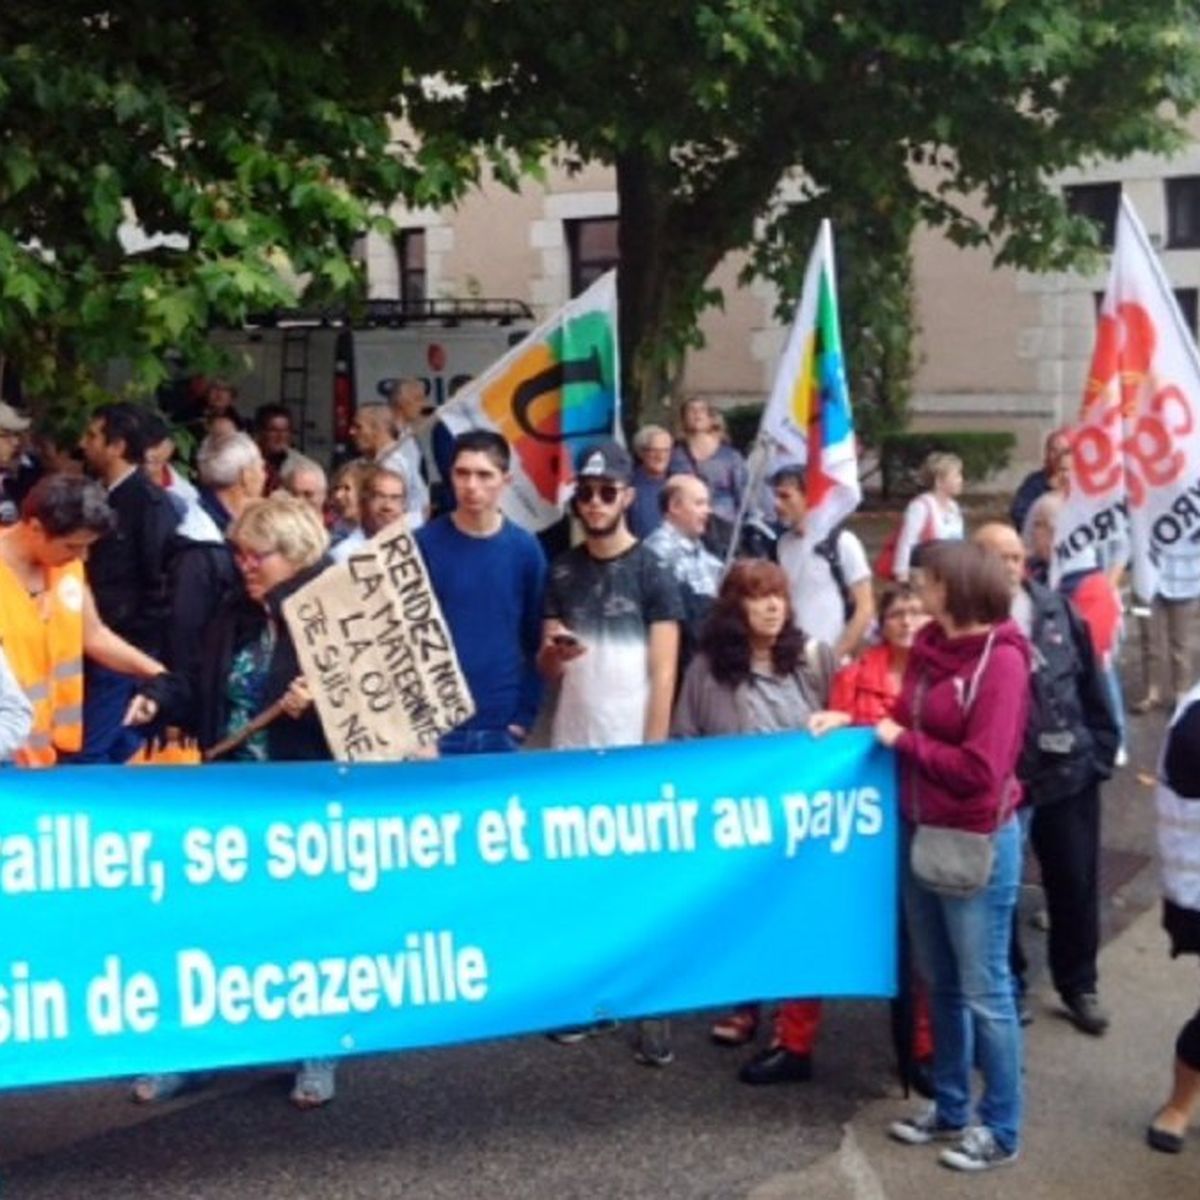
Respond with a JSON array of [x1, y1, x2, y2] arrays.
[[362, 117, 1200, 489]]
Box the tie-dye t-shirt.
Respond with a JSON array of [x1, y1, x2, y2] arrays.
[[545, 542, 684, 749]]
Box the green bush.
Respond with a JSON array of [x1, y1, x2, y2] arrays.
[[880, 431, 1016, 498]]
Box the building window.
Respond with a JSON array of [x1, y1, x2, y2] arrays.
[[1167, 178, 1200, 249], [1065, 183, 1121, 249], [396, 229, 426, 306], [1174, 289, 1198, 341], [566, 217, 619, 296]]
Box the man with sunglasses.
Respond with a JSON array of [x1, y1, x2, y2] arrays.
[[416, 431, 546, 755], [539, 439, 684, 1063]]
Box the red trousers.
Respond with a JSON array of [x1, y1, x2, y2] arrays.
[[775, 987, 933, 1059]]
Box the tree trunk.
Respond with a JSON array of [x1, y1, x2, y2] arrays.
[[615, 149, 674, 432]]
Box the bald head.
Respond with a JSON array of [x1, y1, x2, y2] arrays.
[[662, 473, 711, 540], [974, 522, 1025, 594]]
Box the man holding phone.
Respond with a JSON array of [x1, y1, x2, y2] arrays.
[[539, 440, 683, 749], [539, 440, 683, 1064]]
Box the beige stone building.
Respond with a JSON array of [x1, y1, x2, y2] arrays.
[[364, 118, 1200, 482]]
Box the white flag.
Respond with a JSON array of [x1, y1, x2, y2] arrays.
[[1055, 196, 1200, 598], [757, 220, 861, 542]]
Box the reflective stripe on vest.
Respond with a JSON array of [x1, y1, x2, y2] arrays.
[[0, 559, 86, 766]]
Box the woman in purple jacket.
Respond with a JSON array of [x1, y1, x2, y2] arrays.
[[879, 541, 1031, 1172]]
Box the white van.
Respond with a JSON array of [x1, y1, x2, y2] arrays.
[[191, 299, 533, 464]]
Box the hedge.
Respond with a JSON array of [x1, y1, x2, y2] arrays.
[[879, 431, 1016, 497]]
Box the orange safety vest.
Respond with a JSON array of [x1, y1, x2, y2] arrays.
[[0, 558, 85, 767]]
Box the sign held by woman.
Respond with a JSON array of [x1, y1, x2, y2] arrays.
[[283, 523, 474, 761]]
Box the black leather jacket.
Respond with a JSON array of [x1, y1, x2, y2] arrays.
[[1017, 580, 1119, 804]]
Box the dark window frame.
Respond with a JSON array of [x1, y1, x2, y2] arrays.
[[396, 228, 427, 306], [1065, 182, 1121, 250], [565, 217, 619, 297], [1166, 177, 1200, 249]]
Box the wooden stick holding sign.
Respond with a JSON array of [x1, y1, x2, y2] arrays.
[[281, 521, 474, 762], [202, 699, 289, 763]]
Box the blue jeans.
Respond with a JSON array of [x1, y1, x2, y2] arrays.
[[438, 727, 521, 756], [904, 816, 1023, 1154]]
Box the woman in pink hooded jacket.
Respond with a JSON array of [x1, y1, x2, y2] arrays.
[[879, 541, 1031, 1173]]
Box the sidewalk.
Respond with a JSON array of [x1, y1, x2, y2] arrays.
[[751, 904, 1198, 1199]]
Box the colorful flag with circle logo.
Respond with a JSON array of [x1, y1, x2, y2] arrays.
[[437, 272, 619, 530]]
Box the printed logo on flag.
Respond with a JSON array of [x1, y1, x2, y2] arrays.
[[1074, 301, 1194, 509], [1054, 197, 1200, 599], [438, 272, 620, 531]]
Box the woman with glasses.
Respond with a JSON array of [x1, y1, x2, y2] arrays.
[[132, 495, 337, 1109], [809, 583, 936, 1094]]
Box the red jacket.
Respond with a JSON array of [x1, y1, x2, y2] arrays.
[[893, 618, 1030, 833], [830, 644, 901, 726]]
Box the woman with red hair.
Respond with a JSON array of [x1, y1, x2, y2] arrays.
[[673, 558, 835, 1082]]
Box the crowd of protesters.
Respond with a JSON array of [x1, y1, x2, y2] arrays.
[[0, 386, 1195, 1169]]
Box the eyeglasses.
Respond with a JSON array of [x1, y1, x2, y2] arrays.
[[233, 546, 280, 569], [575, 482, 622, 505]]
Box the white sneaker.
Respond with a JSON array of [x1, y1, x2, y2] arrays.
[[1115, 746, 1128, 768], [888, 1104, 965, 1146], [938, 1125, 1019, 1171]]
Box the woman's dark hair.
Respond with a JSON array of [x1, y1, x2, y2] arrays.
[[22, 473, 116, 537], [919, 540, 1011, 628], [877, 580, 917, 621], [701, 559, 805, 687]]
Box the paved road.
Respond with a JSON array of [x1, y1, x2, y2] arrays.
[[0, 687, 1184, 1199]]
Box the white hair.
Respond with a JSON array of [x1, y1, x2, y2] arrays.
[[281, 454, 326, 490], [197, 431, 262, 489], [632, 424, 672, 454]]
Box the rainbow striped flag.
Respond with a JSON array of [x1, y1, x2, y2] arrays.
[[437, 272, 619, 531], [759, 220, 861, 540]]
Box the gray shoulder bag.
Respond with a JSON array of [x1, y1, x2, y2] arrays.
[[909, 630, 1006, 899]]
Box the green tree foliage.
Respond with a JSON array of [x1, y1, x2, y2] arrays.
[[409, 0, 1200, 425], [0, 1, 488, 417]]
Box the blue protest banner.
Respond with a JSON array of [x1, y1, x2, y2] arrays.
[[0, 728, 896, 1089]]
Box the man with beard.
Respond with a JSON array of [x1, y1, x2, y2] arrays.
[[538, 439, 683, 1066]]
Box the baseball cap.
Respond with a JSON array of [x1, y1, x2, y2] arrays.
[[575, 439, 632, 485], [0, 403, 31, 434]]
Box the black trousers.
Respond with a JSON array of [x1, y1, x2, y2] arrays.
[[1024, 781, 1102, 1000]]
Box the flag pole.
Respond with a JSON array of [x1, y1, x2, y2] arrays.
[[723, 431, 771, 570]]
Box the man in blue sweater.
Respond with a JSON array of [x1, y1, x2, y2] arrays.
[[415, 431, 546, 754]]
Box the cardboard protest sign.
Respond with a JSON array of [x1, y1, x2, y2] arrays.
[[282, 523, 474, 761]]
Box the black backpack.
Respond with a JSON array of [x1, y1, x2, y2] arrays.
[[812, 526, 855, 623]]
